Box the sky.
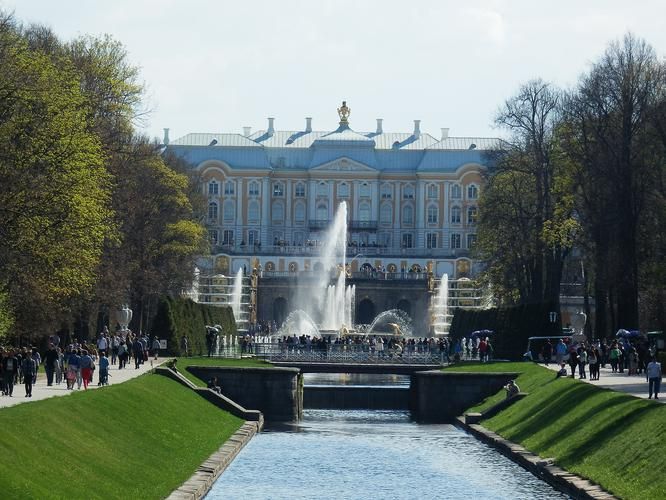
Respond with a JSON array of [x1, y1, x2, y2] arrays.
[[2, 0, 665, 142]]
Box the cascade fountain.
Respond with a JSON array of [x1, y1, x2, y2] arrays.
[[431, 274, 451, 336], [367, 309, 414, 337]]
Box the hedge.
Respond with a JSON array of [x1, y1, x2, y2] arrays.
[[449, 302, 560, 360], [151, 297, 237, 356]]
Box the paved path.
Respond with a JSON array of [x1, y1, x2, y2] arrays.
[[544, 362, 665, 403], [0, 357, 166, 409]]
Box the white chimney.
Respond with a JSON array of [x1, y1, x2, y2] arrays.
[[267, 117, 275, 135], [413, 120, 421, 138], [243, 126, 252, 136], [376, 118, 383, 134], [441, 128, 450, 140], [305, 117, 312, 132], [163, 128, 170, 145]]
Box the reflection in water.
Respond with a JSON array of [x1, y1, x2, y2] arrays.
[[303, 372, 410, 387], [206, 410, 568, 500]]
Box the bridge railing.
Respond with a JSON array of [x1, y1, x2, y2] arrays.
[[231, 343, 449, 365]]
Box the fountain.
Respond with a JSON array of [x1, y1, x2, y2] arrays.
[[276, 310, 320, 338], [287, 201, 355, 337], [231, 268, 243, 321], [431, 274, 451, 336], [367, 309, 414, 337]]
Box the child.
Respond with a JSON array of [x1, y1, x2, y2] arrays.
[[98, 351, 110, 386]]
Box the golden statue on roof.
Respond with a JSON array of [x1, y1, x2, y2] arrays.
[[337, 100, 351, 123]]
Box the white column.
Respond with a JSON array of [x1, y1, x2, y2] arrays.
[[236, 181, 243, 244], [371, 180, 379, 222], [416, 178, 425, 247], [285, 180, 292, 244], [261, 177, 270, 247]]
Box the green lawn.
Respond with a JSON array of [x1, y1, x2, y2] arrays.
[[177, 356, 272, 386], [0, 373, 243, 499], [445, 362, 666, 500]]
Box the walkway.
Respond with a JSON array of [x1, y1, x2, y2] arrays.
[[0, 357, 165, 409], [544, 362, 665, 403]]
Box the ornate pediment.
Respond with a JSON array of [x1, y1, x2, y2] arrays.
[[310, 157, 377, 173]]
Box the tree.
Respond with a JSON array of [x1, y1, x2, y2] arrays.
[[562, 33, 665, 335], [0, 14, 113, 338], [477, 80, 576, 306]]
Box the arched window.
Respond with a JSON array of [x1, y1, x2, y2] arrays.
[[294, 202, 306, 223], [272, 201, 284, 222], [249, 181, 260, 196], [359, 202, 371, 221], [403, 185, 414, 199], [402, 205, 414, 225], [223, 200, 235, 222], [360, 182, 371, 197], [295, 183, 305, 197], [451, 206, 461, 224], [427, 184, 438, 199], [467, 206, 478, 225], [273, 182, 284, 197], [427, 205, 438, 224], [224, 180, 235, 195], [208, 180, 219, 196], [316, 203, 328, 221], [248, 200, 260, 222], [317, 182, 328, 197], [208, 201, 218, 220], [467, 184, 479, 199], [380, 203, 393, 224], [451, 184, 461, 199], [338, 182, 349, 198]]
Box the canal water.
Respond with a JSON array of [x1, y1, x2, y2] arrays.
[[206, 409, 568, 500]]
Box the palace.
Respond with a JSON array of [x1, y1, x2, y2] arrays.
[[165, 103, 498, 281]]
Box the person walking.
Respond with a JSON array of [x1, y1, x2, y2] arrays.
[[21, 354, 36, 397], [2, 350, 18, 396], [43, 344, 58, 386], [79, 350, 94, 390], [132, 338, 144, 369], [151, 336, 161, 360], [646, 356, 662, 399]]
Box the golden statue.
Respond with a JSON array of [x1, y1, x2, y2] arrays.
[[337, 100, 351, 123]]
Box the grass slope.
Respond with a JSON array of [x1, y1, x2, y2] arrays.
[[0, 373, 243, 499], [445, 362, 666, 500], [178, 356, 272, 387]]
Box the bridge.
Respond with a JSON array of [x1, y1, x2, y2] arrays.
[[271, 361, 441, 375]]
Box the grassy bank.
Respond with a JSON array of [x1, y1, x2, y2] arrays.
[[177, 356, 272, 386], [0, 373, 243, 499], [445, 362, 666, 500]]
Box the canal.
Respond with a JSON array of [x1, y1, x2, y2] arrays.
[[206, 373, 567, 499]]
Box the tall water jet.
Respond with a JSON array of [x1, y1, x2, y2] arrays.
[[431, 274, 450, 335], [231, 268, 243, 322]]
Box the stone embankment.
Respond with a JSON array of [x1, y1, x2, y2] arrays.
[[167, 420, 262, 500]]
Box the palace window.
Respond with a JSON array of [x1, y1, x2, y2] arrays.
[[426, 233, 438, 249], [467, 206, 478, 225], [272, 201, 284, 222], [273, 182, 284, 197], [224, 180, 235, 196], [451, 206, 461, 224], [316, 203, 328, 221], [248, 200, 260, 222], [293, 231, 305, 246], [360, 182, 371, 197], [359, 202, 371, 222], [403, 185, 415, 199], [402, 233, 414, 248], [249, 181, 260, 196], [467, 184, 479, 199], [208, 201, 218, 221], [295, 183, 305, 197], [317, 182, 328, 197], [380, 203, 393, 224], [208, 180, 219, 196], [451, 233, 461, 249], [451, 184, 461, 199], [427, 205, 438, 224], [467, 233, 477, 249], [223, 200, 235, 222], [427, 184, 438, 199], [208, 230, 218, 245], [338, 182, 349, 198], [247, 230, 258, 246], [402, 205, 414, 225], [381, 184, 392, 199], [222, 229, 234, 245], [294, 202, 306, 223]]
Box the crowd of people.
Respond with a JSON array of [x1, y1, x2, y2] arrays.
[[0, 328, 162, 398]]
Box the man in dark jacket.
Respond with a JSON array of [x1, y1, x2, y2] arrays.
[[21, 354, 36, 397], [44, 344, 59, 386], [2, 350, 19, 396]]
